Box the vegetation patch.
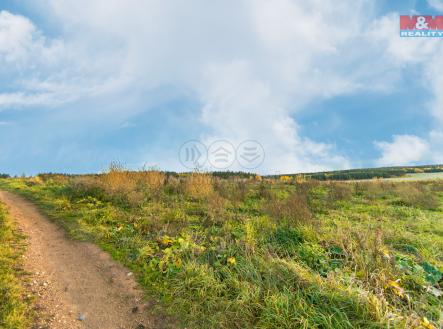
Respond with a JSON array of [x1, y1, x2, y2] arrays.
[[0, 201, 31, 329]]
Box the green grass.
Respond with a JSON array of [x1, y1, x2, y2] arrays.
[[0, 201, 31, 329], [0, 175, 442, 328]]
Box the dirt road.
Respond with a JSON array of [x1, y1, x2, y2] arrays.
[[0, 190, 159, 329]]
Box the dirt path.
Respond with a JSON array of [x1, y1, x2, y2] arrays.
[[0, 190, 161, 329]]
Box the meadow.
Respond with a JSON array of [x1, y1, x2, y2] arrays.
[[0, 169, 442, 329]]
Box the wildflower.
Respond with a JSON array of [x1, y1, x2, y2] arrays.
[[227, 257, 236, 266], [386, 280, 405, 298], [279, 175, 292, 183], [380, 247, 390, 260], [158, 236, 173, 248], [421, 317, 435, 329]]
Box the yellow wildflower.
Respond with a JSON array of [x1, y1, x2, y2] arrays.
[[386, 280, 405, 298], [421, 317, 435, 329], [227, 257, 236, 266]]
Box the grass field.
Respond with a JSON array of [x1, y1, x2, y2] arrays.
[[0, 172, 442, 328], [0, 201, 31, 329]]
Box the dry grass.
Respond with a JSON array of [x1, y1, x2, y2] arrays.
[[327, 182, 354, 202], [135, 170, 166, 191], [265, 191, 312, 224], [214, 178, 248, 204], [183, 173, 213, 199], [393, 182, 439, 210], [100, 163, 137, 195], [206, 192, 228, 224]]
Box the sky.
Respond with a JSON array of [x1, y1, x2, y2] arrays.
[[0, 0, 443, 175]]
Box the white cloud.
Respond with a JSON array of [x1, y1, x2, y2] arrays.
[[428, 0, 443, 11], [375, 135, 429, 166], [0, 10, 128, 110], [0, 10, 65, 68], [3, 1, 442, 173], [0, 10, 36, 64]]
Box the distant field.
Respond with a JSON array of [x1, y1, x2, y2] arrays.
[[387, 172, 443, 181]]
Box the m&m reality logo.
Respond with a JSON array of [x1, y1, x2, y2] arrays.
[[400, 15, 443, 37]]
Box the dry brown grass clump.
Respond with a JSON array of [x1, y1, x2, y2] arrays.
[[327, 182, 354, 202], [355, 180, 386, 199], [70, 175, 100, 192], [183, 173, 213, 199], [430, 180, 443, 192], [206, 192, 228, 224], [165, 175, 182, 194], [265, 191, 312, 224], [340, 227, 394, 285], [214, 178, 248, 204], [135, 170, 166, 191], [393, 182, 439, 210], [100, 163, 137, 195]]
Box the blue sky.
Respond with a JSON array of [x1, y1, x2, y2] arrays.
[[1, 0, 443, 175]]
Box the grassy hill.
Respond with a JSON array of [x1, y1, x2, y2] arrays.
[[0, 171, 442, 328]]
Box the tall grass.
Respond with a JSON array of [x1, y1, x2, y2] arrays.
[[183, 173, 213, 199]]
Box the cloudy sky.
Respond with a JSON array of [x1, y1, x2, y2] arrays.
[[0, 0, 443, 175]]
